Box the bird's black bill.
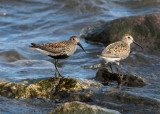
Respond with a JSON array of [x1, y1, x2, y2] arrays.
[[77, 42, 86, 53], [133, 41, 143, 49]]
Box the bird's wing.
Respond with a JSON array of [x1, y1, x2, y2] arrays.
[[30, 41, 68, 54], [101, 41, 129, 58]]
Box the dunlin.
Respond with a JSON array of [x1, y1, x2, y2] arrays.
[[98, 34, 142, 85], [30, 36, 86, 77]]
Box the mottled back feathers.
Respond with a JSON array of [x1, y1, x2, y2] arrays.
[[101, 41, 130, 59]]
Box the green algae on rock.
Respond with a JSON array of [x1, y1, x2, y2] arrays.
[[0, 77, 102, 99], [95, 68, 147, 87], [48, 101, 120, 114], [0, 82, 26, 98]]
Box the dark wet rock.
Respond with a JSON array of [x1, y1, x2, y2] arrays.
[[0, 77, 102, 99], [84, 14, 160, 50], [95, 68, 147, 87], [93, 87, 160, 114], [64, 87, 160, 114], [0, 50, 28, 62], [48, 101, 120, 114]]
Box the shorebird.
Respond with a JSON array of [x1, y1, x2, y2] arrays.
[[30, 36, 86, 77], [98, 34, 143, 85]]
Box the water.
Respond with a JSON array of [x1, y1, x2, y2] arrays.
[[0, 0, 160, 113]]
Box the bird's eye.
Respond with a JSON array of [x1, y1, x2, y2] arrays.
[[73, 38, 75, 40], [128, 37, 131, 39]]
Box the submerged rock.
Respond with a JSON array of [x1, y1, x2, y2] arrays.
[[53, 86, 160, 114], [84, 14, 160, 50], [90, 87, 160, 114], [95, 68, 147, 87], [0, 50, 28, 62], [0, 77, 102, 99], [48, 101, 120, 114]]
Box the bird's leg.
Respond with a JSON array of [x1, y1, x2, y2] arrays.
[[54, 59, 58, 77], [55, 59, 62, 77], [117, 64, 124, 80], [109, 64, 113, 73], [116, 65, 122, 86]]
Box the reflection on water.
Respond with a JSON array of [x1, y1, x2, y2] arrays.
[[0, 0, 160, 113]]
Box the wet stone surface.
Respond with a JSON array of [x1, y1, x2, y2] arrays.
[[95, 68, 147, 87], [49, 101, 120, 114], [0, 77, 159, 114], [0, 77, 102, 99], [61, 87, 160, 114]]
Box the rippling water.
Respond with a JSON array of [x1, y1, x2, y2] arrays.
[[0, 0, 160, 113]]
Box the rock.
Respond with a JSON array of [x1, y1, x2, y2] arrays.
[[89, 87, 160, 114], [0, 77, 102, 99], [0, 50, 28, 62], [0, 82, 26, 98], [84, 14, 160, 50], [64, 87, 160, 114], [48, 101, 120, 114], [95, 68, 147, 87], [57, 85, 160, 113], [0, 77, 158, 114]]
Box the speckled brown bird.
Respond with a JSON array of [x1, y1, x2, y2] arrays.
[[30, 36, 86, 77], [98, 34, 142, 84]]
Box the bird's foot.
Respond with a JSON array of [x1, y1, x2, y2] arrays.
[[117, 74, 123, 86], [58, 74, 63, 78], [53, 74, 64, 96]]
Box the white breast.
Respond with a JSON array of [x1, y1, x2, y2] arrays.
[[101, 57, 121, 65]]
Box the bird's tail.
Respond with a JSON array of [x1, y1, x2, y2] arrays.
[[29, 43, 37, 48], [97, 55, 103, 58]]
